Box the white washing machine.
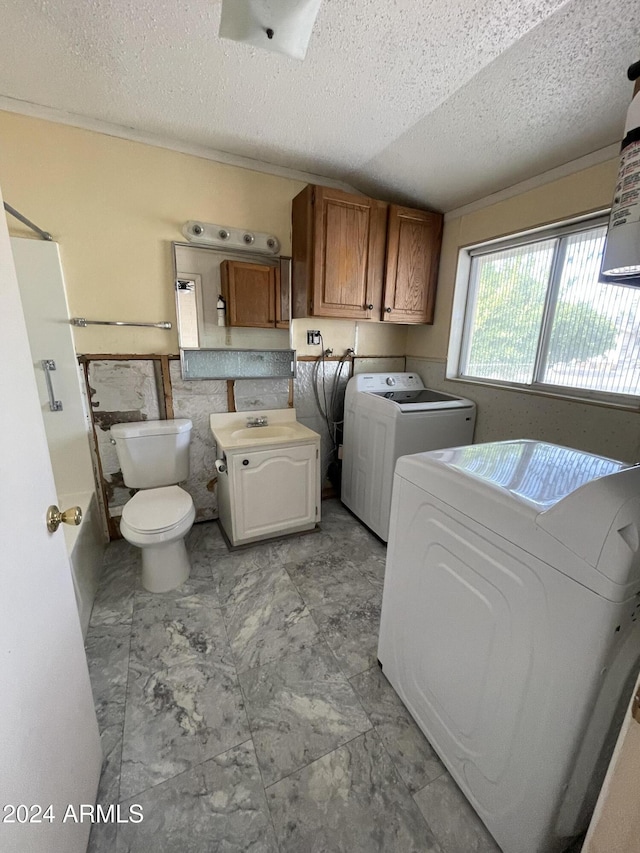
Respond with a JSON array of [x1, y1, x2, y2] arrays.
[[341, 372, 476, 541], [378, 440, 640, 853]]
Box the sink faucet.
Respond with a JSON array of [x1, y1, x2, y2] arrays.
[[246, 416, 268, 428]]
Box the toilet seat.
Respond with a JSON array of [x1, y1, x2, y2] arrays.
[[122, 486, 194, 534]]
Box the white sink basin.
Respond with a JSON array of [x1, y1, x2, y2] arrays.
[[230, 425, 297, 441], [210, 409, 320, 451]]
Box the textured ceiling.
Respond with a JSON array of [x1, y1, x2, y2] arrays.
[[0, 0, 638, 211]]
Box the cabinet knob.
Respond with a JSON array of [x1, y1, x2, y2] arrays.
[[385, 307, 392, 313], [367, 304, 374, 310], [242, 459, 249, 466]]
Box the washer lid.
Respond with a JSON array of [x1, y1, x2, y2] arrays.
[[411, 440, 628, 511], [122, 486, 193, 533], [368, 388, 475, 412], [348, 373, 473, 412], [395, 440, 640, 596]]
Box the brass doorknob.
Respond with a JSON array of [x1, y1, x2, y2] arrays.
[[47, 505, 82, 533]]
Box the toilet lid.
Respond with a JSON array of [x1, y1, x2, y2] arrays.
[[122, 486, 193, 534]]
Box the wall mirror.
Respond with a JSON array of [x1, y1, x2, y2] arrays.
[[173, 242, 292, 352]]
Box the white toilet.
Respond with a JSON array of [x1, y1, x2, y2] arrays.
[[110, 418, 196, 592]]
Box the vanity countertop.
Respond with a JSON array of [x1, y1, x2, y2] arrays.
[[210, 409, 320, 451]]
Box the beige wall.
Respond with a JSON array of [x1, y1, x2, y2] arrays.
[[407, 158, 619, 360], [0, 111, 304, 354], [292, 317, 408, 358], [0, 109, 402, 358], [405, 356, 640, 462]]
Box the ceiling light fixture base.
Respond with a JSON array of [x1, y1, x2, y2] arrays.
[[218, 0, 323, 60]]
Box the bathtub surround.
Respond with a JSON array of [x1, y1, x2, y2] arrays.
[[86, 500, 500, 853], [12, 238, 95, 496], [63, 491, 106, 636], [12, 236, 106, 636]]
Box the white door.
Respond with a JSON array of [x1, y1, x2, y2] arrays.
[[0, 188, 102, 852]]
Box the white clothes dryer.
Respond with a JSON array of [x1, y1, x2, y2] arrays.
[[378, 439, 640, 853], [341, 372, 476, 540]]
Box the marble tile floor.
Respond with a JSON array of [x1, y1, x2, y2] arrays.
[[86, 499, 501, 853]]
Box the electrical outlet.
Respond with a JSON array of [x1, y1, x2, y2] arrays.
[[306, 330, 321, 345]]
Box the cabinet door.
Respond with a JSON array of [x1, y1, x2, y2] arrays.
[[231, 444, 317, 542], [382, 205, 443, 324], [220, 260, 276, 328], [312, 187, 387, 319]]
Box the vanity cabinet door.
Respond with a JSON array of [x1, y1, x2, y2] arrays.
[[220, 260, 276, 328], [382, 205, 443, 324], [230, 443, 318, 542]]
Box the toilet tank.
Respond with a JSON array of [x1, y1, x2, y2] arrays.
[[110, 419, 192, 489]]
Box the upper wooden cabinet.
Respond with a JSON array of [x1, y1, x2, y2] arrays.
[[220, 260, 287, 329], [291, 185, 442, 325], [292, 185, 387, 320], [382, 205, 443, 324]]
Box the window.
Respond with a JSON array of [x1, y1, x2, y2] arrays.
[[456, 218, 640, 402]]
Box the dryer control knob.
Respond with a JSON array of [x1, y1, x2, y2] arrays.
[[386, 377, 396, 386]]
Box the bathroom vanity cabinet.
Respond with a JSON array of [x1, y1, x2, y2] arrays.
[[218, 443, 319, 545], [210, 410, 321, 547]]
